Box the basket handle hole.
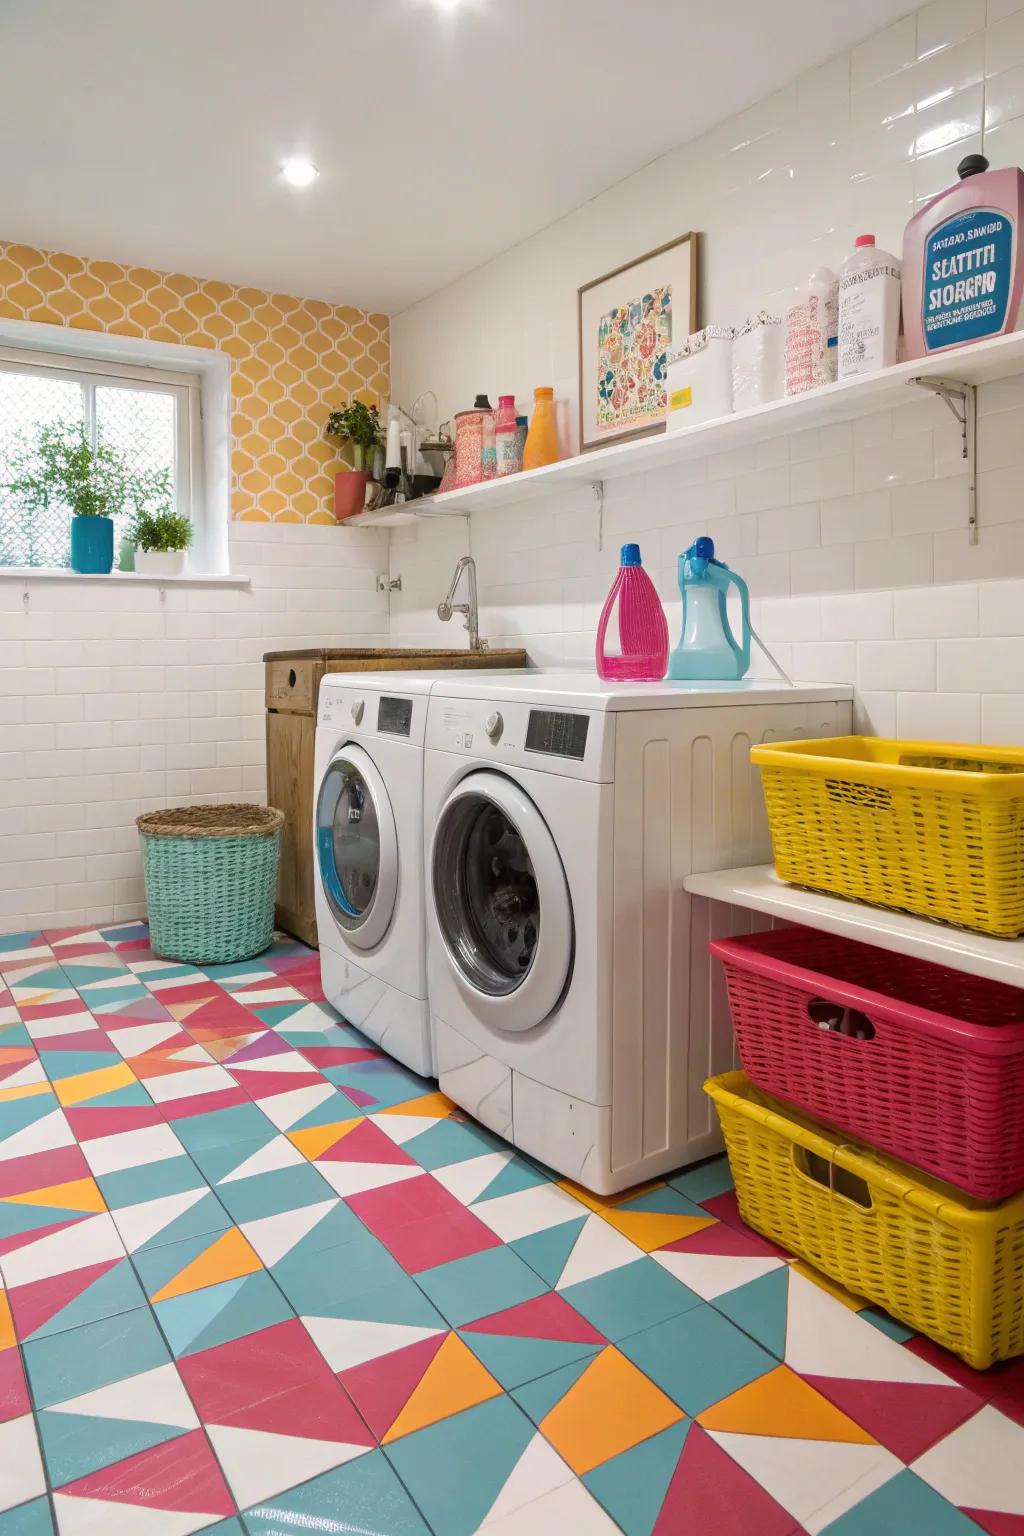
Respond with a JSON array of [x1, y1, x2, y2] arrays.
[[794, 1148, 873, 1210], [807, 999, 875, 1041], [288, 669, 297, 688]]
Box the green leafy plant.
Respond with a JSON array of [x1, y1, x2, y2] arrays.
[[325, 400, 382, 473], [131, 508, 193, 553], [5, 420, 130, 520]]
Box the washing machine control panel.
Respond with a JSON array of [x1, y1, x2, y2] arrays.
[[318, 683, 429, 745], [427, 699, 612, 780]]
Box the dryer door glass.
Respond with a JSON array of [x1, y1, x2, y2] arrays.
[[432, 771, 573, 1022], [316, 745, 398, 948]]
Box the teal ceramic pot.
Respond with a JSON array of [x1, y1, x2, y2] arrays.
[[70, 515, 114, 574]]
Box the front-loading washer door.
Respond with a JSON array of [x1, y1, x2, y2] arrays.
[[316, 743, 398, 951], [431, 770, 573, 1032]]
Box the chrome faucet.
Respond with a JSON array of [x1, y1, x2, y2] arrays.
[[437, 555, 486, 651]]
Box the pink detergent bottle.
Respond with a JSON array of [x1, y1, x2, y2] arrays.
[[595, 543, 669, 682]]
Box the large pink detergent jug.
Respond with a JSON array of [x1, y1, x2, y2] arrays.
[[595, 543, 668, 682]]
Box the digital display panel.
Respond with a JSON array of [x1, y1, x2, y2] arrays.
[[524, 709, 589, 760], [377, 696, 413, 737]]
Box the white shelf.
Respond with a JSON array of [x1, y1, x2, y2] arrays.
[[343, 507, 422, 528], [684, 864, 1024, 988], [342, 329, 1024, 526], [0, 567, 251, 587]]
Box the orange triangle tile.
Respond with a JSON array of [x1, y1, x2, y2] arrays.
[[54, 1061, 137, 1108], [200, 1033, 260, 1062], [540, 1346, 683, 1475], [0, 1291, 14, 1351], [381, 1091, 455, 1119], [5, 1177, 105, 1213], [133, 1052, 204, 1080], [150, 1228, 263, 1303], [698, 1364, 876, 1443], [382, 1333, 501, 1443], [288, 1119, 361, 1161], [790, 1260, 865, 1311], [0, 1080, 52, 1103], [557, 1177, 665, 1213], [599, 1209, 717, 1251], [0, 1048, 36, 1066]]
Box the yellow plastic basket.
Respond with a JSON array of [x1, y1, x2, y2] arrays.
[[704, 1071, 1024, 1369], [751, 736, 1024, 937]]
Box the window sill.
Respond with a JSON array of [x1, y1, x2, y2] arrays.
[[0, 567, 251, 588]]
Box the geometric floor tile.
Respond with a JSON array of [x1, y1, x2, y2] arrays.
[[383, 1394, 551, 1536], [0, 924, 999, 1536], [241, 1450, 429, 1536], [512, 1345, 684, 1476]]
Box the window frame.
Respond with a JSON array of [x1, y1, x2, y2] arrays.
[[0, 345, 203, 552]]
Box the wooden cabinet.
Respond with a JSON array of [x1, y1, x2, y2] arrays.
[[265, 647, 529, 947]]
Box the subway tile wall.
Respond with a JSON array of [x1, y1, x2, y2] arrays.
[[388, 0, 1024, 750], [0, 522, 387, 933]]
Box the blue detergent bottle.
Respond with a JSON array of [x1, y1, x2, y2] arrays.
[[668, 536, 752, 680]]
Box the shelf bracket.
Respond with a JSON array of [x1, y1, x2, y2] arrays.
[[909, 376, 977, 544], [593, 480, 605, 552]]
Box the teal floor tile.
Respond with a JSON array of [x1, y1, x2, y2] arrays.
[[97, 1153, 207, 1211], [510, 1217, 588, 1286], [36, 1406, 190, 1488], [197, 1522, 245, 1536], [400, 1115, 507, 1170], [858, 1304, 916, 1344], [36, 1050, 121, 1083], [474, 1153, 551, 1202], [618, 1303, 776, 1416], [0, 1200, 96, 1242], [188, 1132, 279, 1185], [561, 1257, 701, 1341], [329, 1061, 434, 1109], [666, 1158, 733, 1204], [214, 1163, 336, 1224], [24, 1257, 148, 1342], [0, 1499, 54, 1535], [243, 1449, 429, 1535], [0, 1094, 63, 1142], [0, 930, 44, 952], [584, 1420, 691, 1536], [511, 1354, 597, 1425], [171, 1101, 275, 1154], [458, 1324, 602, 1391], [23, 1306, 170, 1408], [132, 1229, 242, 1300], [612, 1185, 711, 1218], [384, 1395, 535, 1536], [154, 1270, 293, 1357], [126, 1188, 232, 1256], [415, 1245, 547, 1327], [818, 1469, 982, 1535], [271, 1228, 409, 1314], [712, 1266, 790, 1359]]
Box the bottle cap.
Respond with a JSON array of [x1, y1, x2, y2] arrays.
[[515, 416, 528, 427], [690, 536, 715, 561], [958, 154, 989, 180], [498, 395, 515, 408], [621, 543, 642, 566], [534, 386, 554, 400], [473, 394, 493, 410], [855, 233, 876, 247]]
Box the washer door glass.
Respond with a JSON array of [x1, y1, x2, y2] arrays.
[[432, 771, 573, 1030], [316, 744, 398, 951]]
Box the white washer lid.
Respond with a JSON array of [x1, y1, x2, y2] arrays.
[[425, 671, 853, 712]]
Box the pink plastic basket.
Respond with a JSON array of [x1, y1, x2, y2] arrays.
[[710, 926, 1024, 1200]]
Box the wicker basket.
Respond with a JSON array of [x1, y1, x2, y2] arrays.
[[705, 1070, 1024, 1369], [137, 804, 284, 964], [751, 736, 1024, 937]]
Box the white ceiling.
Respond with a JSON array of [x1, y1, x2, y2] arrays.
[[1, 0, 916, 315]]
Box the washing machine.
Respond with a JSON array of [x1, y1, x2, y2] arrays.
[[423, 672, 852, 1193], [313, 671, 439, 1076]]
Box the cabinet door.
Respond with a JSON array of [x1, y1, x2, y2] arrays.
[[267, 709, 318, 947]]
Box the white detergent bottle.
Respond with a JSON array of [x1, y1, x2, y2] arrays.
[[838, 234, 902, 378]]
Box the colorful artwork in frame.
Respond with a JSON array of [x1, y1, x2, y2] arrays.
[[578, 233, 699, 453]]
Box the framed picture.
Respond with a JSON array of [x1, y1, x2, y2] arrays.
[[577, 232, 699, 453]]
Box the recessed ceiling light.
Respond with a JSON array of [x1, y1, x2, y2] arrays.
[[281, 157, 319, 188]]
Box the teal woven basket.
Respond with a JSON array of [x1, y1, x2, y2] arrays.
[[137, 804, 285, 964]]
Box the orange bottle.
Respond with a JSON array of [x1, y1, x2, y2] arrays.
[[522, 387, 560, 470]]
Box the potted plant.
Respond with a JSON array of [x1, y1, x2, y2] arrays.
[[131, 506, 193, 576], [326, 400, 382, 520], [5, 421, 130, 573]]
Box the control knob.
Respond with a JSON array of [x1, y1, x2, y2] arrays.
[[485, 711, 503, 742], [351, 699, 365, 724]]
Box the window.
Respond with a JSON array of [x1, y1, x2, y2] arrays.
[[0, 346, 201, 569]]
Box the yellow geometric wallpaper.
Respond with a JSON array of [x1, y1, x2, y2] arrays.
[[0, 241, 390, 523]]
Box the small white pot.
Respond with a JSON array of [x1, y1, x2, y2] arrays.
[[134, 548, 187, 577]]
